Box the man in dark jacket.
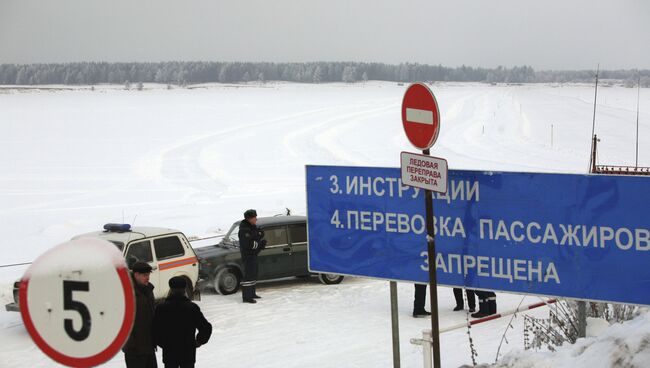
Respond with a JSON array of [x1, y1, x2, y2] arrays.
[[238, 209, 266, 303], [123, 261, 157, 368], [153, 276, 212, 368]]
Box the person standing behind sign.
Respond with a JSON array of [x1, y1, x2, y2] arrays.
[[453, 287, 476, 312], [238, 209, 267, 303], [123, 261, 157, 368], [413, 284, 431, 318], [153, 276, 212, 368]]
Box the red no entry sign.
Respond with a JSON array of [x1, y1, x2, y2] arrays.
[[401, 83, 440, 150]]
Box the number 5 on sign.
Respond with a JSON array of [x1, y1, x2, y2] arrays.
[[19, 238, 135, 368], [63, 280, 91, 342]]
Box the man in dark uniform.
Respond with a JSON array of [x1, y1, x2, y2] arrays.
[[413, 284, 431, 318], [123, 261, 157, 368], [238, 209, 266, 303], [453, 287, 476, 312], [471, 290, 497, 318], [153, 276, 212, 368]]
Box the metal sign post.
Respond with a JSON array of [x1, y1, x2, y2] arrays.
[[400, 83, 444, 368], [422, 148, 441, 368], [389, 281, 401, 368]]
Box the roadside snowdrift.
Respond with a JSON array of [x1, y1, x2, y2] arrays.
[[490, 312, 650, 368]]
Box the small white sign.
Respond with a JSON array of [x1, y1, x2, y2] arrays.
[[400, 151, 448, 193]]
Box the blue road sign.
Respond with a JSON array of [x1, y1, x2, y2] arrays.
[[306, 165, 650, 306]]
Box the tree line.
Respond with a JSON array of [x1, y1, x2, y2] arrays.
[[0, 61, 647, 87]]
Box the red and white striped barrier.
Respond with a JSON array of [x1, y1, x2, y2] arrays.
[[439, 298, 557, 333], [411, 299, 558, 368]]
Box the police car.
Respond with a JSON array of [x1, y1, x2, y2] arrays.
[[5, 224, 201, 311], [195, 216, 344, 295]]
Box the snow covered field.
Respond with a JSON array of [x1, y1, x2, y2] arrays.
[[1, 82, 649, 367]]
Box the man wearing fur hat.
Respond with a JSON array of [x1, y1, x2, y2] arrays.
[[238, 209, 267, 303]]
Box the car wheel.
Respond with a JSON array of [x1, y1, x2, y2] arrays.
[[318, 273, 344, 285], [214, 268, 241, 295]]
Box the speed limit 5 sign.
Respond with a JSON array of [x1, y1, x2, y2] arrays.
[[19, 238, 135, 367]]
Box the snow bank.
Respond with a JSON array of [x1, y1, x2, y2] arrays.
[[489, 313, 650, 368]]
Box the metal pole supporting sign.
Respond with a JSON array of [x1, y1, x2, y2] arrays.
[[400, 83, 446, 368], [390, 281, 401, 368]]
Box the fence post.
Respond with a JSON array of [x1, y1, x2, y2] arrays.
[[577, 301, 587, 338], [422, 330, 433, 368], [410, 330, 433, 368]]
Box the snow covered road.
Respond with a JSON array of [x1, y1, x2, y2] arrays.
[[1, 82, 648, 367]]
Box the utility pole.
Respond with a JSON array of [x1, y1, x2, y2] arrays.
[[588, 64, 600, 172], [551, 124, 554, 148], [636, 76, 641, 168]]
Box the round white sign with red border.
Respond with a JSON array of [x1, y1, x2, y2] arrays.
[[19, 238, 135, 367], [401, 83, 441, 150]]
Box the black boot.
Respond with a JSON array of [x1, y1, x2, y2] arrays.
[[413, 310, 432, 318], [242, 284, 257, 303], [471, 300, 489, 318], [253, 294, 262, 299], [488, 298, 497, 315], [453, 305, 463, 311], [467, 290, 476, 313]]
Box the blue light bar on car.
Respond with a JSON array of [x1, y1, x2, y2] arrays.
[[103, 223, 132, 233]]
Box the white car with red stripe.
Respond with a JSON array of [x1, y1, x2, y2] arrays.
[[70, 224, 200, 300], [5, 224, 201, 312]]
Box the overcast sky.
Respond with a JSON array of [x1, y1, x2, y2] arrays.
[[1, 0, 648, 70]]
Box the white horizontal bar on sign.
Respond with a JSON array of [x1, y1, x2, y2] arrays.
[[406, 108, 434, 125]]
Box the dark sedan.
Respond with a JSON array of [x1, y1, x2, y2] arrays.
[[195, 216, 344, 294]]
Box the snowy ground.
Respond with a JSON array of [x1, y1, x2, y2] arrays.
[[1, 82, 649, 367]]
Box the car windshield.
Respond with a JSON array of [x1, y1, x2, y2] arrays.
[[222, 223, 240, 246], [109, 240, 124, 251]]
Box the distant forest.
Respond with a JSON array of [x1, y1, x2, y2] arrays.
[[0, 62, 648, 87]]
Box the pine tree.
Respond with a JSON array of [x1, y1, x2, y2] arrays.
[[342, 66, 356, 83], [313, 66, 322, 83]]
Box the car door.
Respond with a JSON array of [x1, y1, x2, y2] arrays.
[[288, 223, 309, 275], [152, 234, 198, 298], [124, 239, 160, 297], [257, 225, 293, 279]]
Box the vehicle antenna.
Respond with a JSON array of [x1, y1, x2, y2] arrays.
[[124, 214, 138, 248]]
